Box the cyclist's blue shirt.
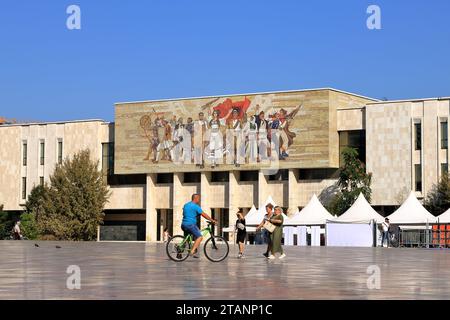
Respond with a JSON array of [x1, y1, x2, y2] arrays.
[[182, 201, 203, 226]]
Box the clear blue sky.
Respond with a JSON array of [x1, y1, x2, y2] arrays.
[[1, 0, 450, 122]]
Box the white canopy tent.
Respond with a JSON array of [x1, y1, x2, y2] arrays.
[[387, 191, 436, 224], [245, 195, 287, 226], [285, 194, 334, 226], [437, 208, 450, 224], [335, 193, 385, 224]]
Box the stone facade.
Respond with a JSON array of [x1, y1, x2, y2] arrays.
[[2, 89, 449, 242]]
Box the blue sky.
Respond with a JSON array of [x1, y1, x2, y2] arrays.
[[1, 0, 450, 122]]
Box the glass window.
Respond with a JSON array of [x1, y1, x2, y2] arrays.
[[298, 168, 339, 180], [40, 141, 45, 165], [184, 172, 201, 183], [22, 177, 27, 200], [414, 164, 422, 192], [102, 143, 114, 176], [239, 170, 259, 182], [57, 140, 63, 164], [442, 163, 448, 177], [156, 173, 173, 184], [211, 171, 229, 183], [441, 121, 448, 150], [22, 141, 27, 166], [268, 169, 289, 181], [339, 130, 366, 166], [414, 123, 422, 151]]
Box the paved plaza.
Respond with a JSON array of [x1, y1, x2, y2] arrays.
[[1, 241, 450, 300]]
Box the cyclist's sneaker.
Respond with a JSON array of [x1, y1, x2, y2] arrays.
[[176, 253, 182, 260], [237, 253, 243, 259], [268, 254, 276, 260], [263, 252, 269, 258], [279, 253, 286, 259], [190, 250, 200, 258]]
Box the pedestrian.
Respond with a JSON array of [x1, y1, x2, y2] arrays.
[[268, 206, 285, 259], [163, 228, 171, 242], [13, 221, 22, 240], [382, 218, 390, 248], [256, 203, 274, 258], [235, 209, 247, 258]]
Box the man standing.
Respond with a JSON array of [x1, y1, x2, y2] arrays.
[[13, 221, 22, 240], [193, 112, 208, 168], [382, 218, 390, 248], [181, 194, 217, 258]]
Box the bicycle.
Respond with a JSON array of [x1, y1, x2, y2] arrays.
[[166, 221, 229, 262]]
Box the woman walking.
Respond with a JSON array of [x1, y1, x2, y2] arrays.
[[268, 206, 286, 259], [235, 209, 247, 258]]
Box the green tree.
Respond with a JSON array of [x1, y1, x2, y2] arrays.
[[327, 147, 372, 216], [423, 173, 450, 216], [0, 205, 16, 239], [19, 212, 38, 239], [31, 149, 110, 240]]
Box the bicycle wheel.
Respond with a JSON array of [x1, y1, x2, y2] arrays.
[[166, 235, 191, 262], [203, 236, 229, 262]]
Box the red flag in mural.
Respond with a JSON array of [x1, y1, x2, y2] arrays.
[[212, 97, 251, 120]]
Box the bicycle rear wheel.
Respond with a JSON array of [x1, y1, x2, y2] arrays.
[[166, 235, 191, 262], [203, 236, 229, 262]]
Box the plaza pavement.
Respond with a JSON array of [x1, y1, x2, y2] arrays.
[[1, 241, 450, 300]]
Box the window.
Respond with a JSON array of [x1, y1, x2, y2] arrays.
[[298, 168, 339, 180], [22, 141, 27, 166], [184, 172, 201, 183], [102, 143, 114, 176], [107, 174, 146, 185], [157, 173, 173, 184], [211, 171, 229, 182], [57, 139, 63, 164], [414, 164, 422, 192], [442, 163, 448, 177], [239, 170, 258, 182], [40, 177, 44, 186], [339, 130, 366, 166], [268, 169, 289, 181], [414, 123, 422, 151], [441, 121, 448, 150], [40, 141, 45, 165], [22, 177, 27, 200]]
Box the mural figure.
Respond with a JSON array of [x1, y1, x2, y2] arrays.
[[138, 97, 303, 168]]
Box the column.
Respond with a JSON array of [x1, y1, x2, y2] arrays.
[[228, 171, 240, 243], [200, 172, 211, 230], [145, 173, 158, 242], [288, 169, 300, 215], [172, 172, 184, 237], [258, 170, 268, 207]]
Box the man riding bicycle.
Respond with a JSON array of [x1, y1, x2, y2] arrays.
[[182, 193, 217, 258]]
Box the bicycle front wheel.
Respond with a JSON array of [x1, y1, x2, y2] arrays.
[[166, 235, 191, 262], [203, 236, 229, 262]]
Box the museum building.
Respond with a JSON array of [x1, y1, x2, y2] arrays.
[[1, 88, 449, 241]]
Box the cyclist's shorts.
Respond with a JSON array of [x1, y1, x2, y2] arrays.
[[181, 224, 202, 239]]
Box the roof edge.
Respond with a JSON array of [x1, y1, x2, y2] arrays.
[[115, 87, 379, 105]]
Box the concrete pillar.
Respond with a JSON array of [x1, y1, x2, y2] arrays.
[[228, 171, 240, 243], [172, 172, 184, 236], [288, 169, 299, 216], [258, 170, 268, 208], [145, 173, 158, 242], [200, 172, 211, 230]]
